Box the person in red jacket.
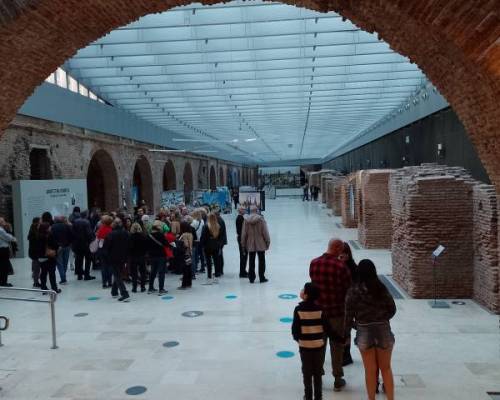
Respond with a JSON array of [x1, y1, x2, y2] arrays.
[[96, 215, 113, 288]]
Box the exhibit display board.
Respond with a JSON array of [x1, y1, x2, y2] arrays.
[[239, 191, 265, 211], [161, 190, 184, 208], [12, 179, 88, 258]]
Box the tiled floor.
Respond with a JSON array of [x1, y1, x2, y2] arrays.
[[1, 198, 499, 399]]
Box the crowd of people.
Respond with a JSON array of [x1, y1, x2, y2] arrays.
[[1, 198, 396, 400], [0, 200, 272, 302], [292, 239, 397, 400]]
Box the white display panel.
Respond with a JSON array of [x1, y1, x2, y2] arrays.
[[12, 179, 88, 258]]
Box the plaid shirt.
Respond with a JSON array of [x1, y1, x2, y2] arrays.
[[309, 253, 352, 317]]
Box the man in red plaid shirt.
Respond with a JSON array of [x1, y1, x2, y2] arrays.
[[309, 238, 352, 392]]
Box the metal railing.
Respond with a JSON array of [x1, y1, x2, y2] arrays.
[[0, 287, 58, 349]]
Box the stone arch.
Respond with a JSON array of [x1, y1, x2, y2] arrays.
[[162, 159, 176, 191], [0, 1, 499, 187], [87, 149, 119, 211], [132, 155, 154, 210], [219, 166, 224, 186], [209, 165, 217, 190], [29, 148, 52, 180], [183, 161, 194, 203]]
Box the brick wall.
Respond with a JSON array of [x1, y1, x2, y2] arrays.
[[358, 169, 393, 248], [472, 184, 499, 313], [0, 114, 241, 222], [389, 164, 476, 299]]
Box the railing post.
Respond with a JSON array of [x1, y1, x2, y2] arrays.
[[50, 293, 58, 349]]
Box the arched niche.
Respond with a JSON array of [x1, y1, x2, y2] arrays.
[[209, 165, 217, 190], [183, 161, 194, 203], [132, 155, 154, 210], [87, 149, 119, 211], [163, 160, 177, 191]]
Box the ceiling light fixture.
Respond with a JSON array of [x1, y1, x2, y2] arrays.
[[148, 149, 186, 153]]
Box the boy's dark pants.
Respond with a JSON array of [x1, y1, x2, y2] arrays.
[[300, 348, 325, 400]]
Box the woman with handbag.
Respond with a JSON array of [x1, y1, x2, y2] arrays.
[[147, 220, 169, 295], [178, 221, 193, 290], [36, 222, 61, 293]]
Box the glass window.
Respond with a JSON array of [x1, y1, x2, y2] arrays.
[[89, 91, 98, 100], [68, 75, 78, 93], [79, 84, 89, 97], [45, 73, 55, 84], [55, 68, 67, 89]]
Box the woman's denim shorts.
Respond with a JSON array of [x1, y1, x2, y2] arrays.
[[354, 322, 395, 352]]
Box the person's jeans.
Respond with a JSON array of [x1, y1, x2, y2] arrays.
[[237, 240, 248, 276], [248, 251, 266, 282], [204, 248, 221, 278], [74, 251, 92, 278], [149, 257, 167, 290], [40, 259, 58, 291], [129, 256, 147, 290], [193, 242, 206, 272], [31, 259, 41, 284], [323, 316, 345, 379], [0, 247, 11, 286], [56, 246, 70, 282], [111, 263, 128, 297], [98, 252, 112, 287], [300, 349, 325, 400]]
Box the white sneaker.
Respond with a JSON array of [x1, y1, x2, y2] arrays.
[[203, 278, 213, 285], [212, 277, 218, 284]]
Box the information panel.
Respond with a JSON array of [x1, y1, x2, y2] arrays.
[[12, 179, 88, 258]]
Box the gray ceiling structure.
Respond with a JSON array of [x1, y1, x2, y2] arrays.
[[65, 0, 427, 164]]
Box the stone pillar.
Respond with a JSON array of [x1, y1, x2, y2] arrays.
[[340, 172, 360, 228]]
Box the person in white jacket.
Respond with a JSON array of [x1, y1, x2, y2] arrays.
[[190, 209, 206, 274], [0, 217, 17, 287]]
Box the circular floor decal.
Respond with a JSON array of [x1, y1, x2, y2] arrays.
[[279, 317, 293, 323], [161, 295, 174, 301], [163, 341, 180, 348], [74, 313, 88, 317], [278, 294, 297, 300], [125, 386, 147, 396], [87, 296, 100, 301], [276, 351, 295, 358], [182, 311, 203, 318], [225, 295, 238, 299]]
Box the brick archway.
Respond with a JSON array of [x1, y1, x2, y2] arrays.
[[87, 149, 119, 211], [163, 160, 176, 191], [183, 161, 194, 203], [209, 165, 217, 190], [0, 1, 499, 186], [133, 155, 154, 210]]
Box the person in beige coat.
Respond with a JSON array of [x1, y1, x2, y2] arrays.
[[241, 205, 270, 283]]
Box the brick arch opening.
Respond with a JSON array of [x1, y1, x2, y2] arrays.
[[163, 160, 176, 191], [183, 161, 193, 203], [133, 155, 154, 210], [0, 1, 499, 186], [219, 167, 224, 186], [209, 165, 217, 190], [87, 149, 119, 211]]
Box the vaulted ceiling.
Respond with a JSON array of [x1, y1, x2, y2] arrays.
[[64, 0, 427, 163]]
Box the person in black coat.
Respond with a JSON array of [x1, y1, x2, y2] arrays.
[[28, 217, 41, 287], [51, 216, 73, 284], [35, 222, 61, 293], [146, 221, 169, 295], [215, 209, 227, 275], [339, 241, 357, 366], [235, 207, 248, 278], [129, 222, 148, 293], [71, 211, 95, 281], [103, 218, 130, 302], [200, 212, 224, 283]]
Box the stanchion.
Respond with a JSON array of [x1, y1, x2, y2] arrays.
[[428, 245, 450, 309]]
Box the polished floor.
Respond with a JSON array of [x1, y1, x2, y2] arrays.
[[1, 198, 499, 400]]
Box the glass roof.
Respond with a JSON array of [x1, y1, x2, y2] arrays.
[[65, 0, 427, 163]]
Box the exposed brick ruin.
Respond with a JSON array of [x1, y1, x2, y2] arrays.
[[0, 1, 498, 196], [389, 164, 476, 299], [0, 114, 246, 222], [325, 176, 346, 216], [472, 185, 499, 313], [341, 172, 361, 228], [358, 169, 393, 249]]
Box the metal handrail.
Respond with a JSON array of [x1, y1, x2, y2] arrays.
[[0, 287, 58, 349]]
